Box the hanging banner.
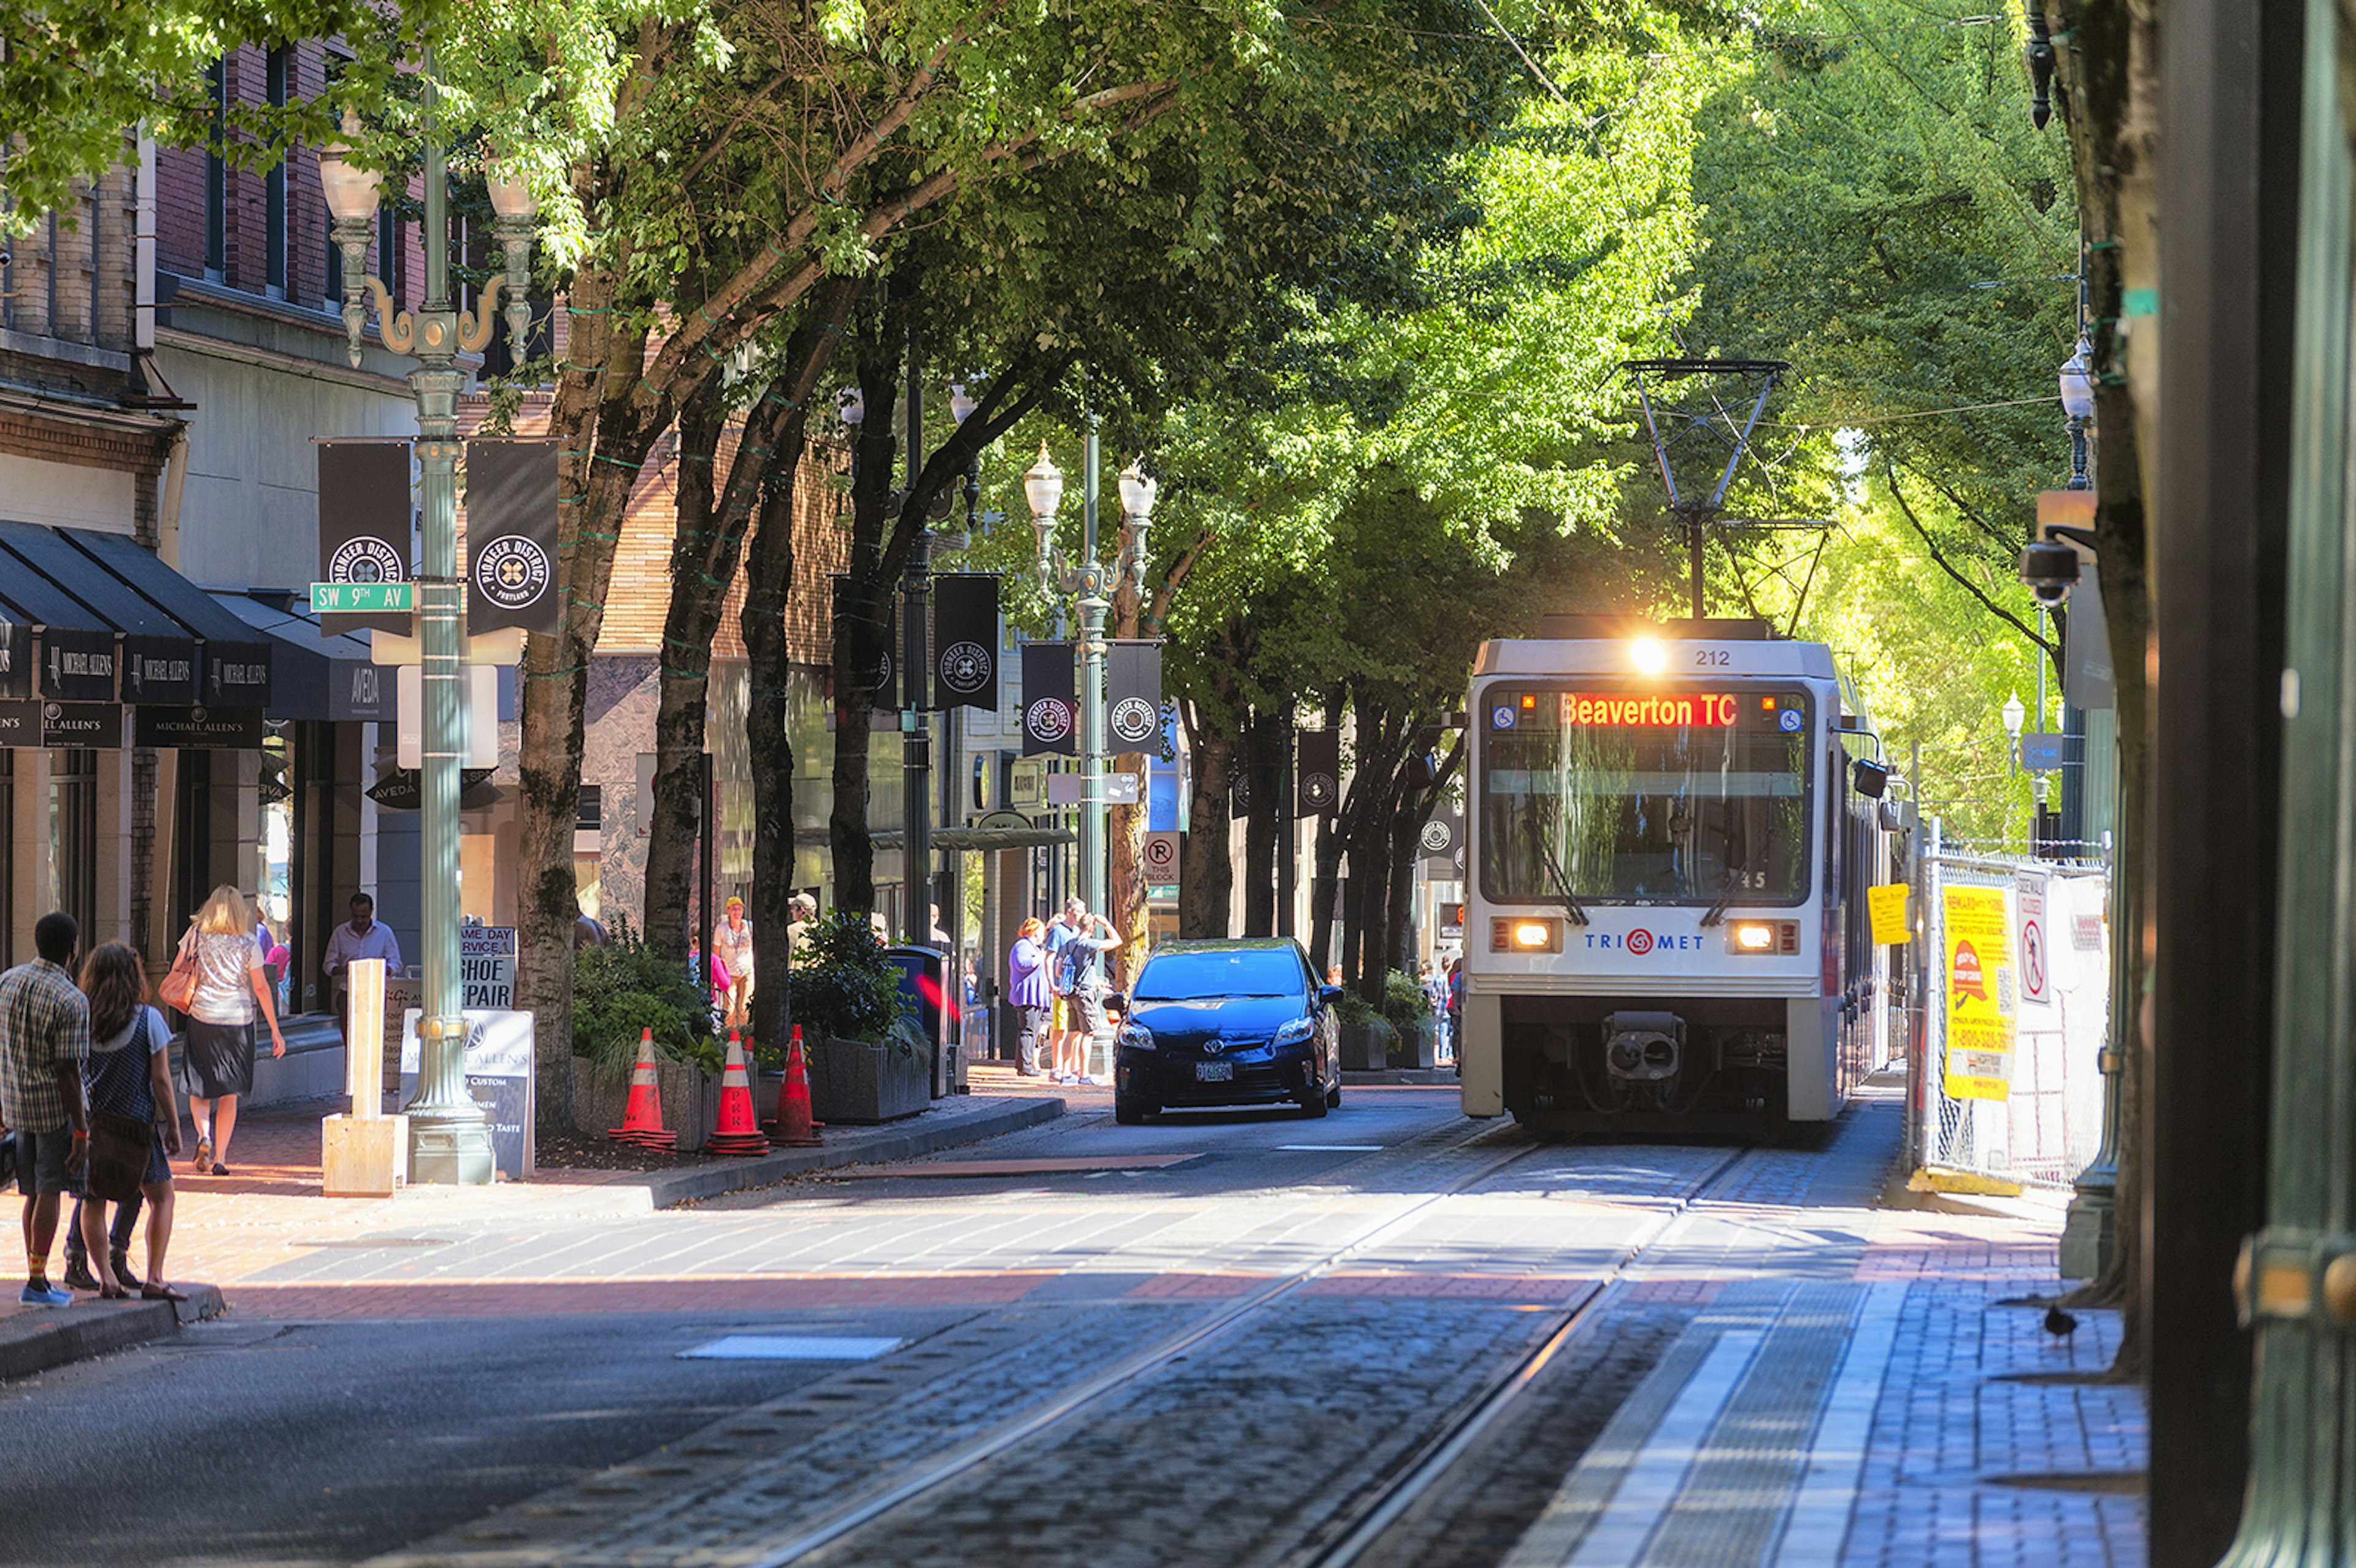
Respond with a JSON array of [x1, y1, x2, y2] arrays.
[[1107, 640, 1163, 751], [0, 615, 26, 701], [317, 440, 414, 636], [1297, 728, 1341, 818], [465, 440, 561, 635], [1020, 641, 1076, 756], [831, 575, 898, 713], [932, 574, 999, 711], [1420, 806, 1464, 870], [1941, 885, 2015, 1100]]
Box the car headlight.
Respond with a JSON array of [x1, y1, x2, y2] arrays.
[[1272, 1017, 1315, 1047], [1118, 1021, 1155, 1051]]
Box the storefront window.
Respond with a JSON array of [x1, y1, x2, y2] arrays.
[[0, 752, 12, 961], [258, 732, 292, 937], [48, 749, 96, 942]]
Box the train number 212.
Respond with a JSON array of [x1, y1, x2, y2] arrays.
[[1693, 649, 1731, 667]]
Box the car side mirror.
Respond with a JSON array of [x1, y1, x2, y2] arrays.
[[1320, 985, 1344, 1007]]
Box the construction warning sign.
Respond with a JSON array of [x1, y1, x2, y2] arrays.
[[1942, 885, 2015, 1101]]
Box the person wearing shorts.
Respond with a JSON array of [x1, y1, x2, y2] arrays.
[[1042, 904, 1082, 1078], [0, 912, 91, 1307], [1058, 904, 1122, 1085]]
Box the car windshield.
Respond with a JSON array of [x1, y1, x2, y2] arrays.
[[1134, 950, 1305, 1001], [1481, 685, 1811, 904]]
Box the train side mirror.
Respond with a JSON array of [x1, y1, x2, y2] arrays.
[[1852, 758, 1891, 798]]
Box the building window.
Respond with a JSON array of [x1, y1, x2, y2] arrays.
[[265, 47, 290, 296], [48, 750, 97, 947], [204, 58, 226, 280], [379, 207, 402, 312]]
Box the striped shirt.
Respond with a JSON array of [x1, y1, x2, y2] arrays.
[[0, 959, 90, 1132]]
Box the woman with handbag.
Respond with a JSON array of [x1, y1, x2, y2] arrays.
[[172, 885, 285, 1176], [67, 942, 184, 1300]]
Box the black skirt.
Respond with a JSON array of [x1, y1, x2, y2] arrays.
[[183, 1018, 255, 1099]]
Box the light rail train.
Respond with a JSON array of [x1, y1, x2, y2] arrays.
[[1458, 617, 1900, 1132]]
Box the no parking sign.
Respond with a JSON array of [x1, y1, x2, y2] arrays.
[[2014, 869, 2052, 1010]]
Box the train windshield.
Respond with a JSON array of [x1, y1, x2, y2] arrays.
[[1480, 686, 1811, 905]]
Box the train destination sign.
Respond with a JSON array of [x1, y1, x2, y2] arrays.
[[1562, 693, 1739, 728]]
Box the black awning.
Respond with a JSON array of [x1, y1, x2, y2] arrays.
[[204, 592, 386, 723], [0, 521, 198, 704], [0, 570, 120, 703], [62, 527, 274, 708]]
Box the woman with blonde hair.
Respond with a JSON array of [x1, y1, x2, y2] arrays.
[[175, 885, 285, 1175], [63, 943, 185, 1299]]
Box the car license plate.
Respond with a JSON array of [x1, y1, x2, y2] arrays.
[[1195, 1061, 1233, 1083]]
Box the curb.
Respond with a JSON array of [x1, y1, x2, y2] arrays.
[[633, 1096, 1068, 1207], [1341, 1069, 1460, 1085], [0, 1282, 226, 1382]]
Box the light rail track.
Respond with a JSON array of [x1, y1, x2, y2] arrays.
[[741, 1128, 1763, 1568]]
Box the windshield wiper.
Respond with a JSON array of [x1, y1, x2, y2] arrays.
[[1539, 842, 1591, 927], [1699, 825, 1777, 928]]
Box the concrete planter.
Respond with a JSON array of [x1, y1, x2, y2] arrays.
[[571, 1058, 720, 1151], [1391, 1023, 1439, 1070], [1339, 1020, 1396, 1073], [808, 1036, 930, 1124]]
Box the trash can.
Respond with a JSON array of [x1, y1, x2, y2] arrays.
[[884, 946, 963, 1097]]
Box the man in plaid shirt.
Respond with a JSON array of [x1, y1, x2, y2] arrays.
[[0, 913, 91, 1307]]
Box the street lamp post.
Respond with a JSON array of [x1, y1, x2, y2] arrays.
[[1026, 425, 1156, 1080], [319, 74, 534, 1185]]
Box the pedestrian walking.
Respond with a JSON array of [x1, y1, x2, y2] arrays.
[[322, 893, 402, 1031], [1007, 918, 1053, 1078], [786, 894, 818, 959], [179, 885, 287, 1177], [1057, 901, 1122, 1086], [715, 897, 755, 1033], [1446, 957, 1464, 1078], [0, 912, 91, 1307], [1042, 901, 1082, 1080], [61, 943, 182, 1302]]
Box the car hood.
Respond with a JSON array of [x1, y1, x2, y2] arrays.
[[1128, 994, 1305, 1045]]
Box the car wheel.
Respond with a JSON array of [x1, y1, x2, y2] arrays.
[[1114, 1097, 1153, 1125], [1299, 1085, 1330, 1118], [1326, 1082, 1342, 1109]]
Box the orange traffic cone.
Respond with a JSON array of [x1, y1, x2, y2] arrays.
[[608, 1028, 678, 1150], [772, 1025, 820, 1146], [706, 1030, 769, 1157]]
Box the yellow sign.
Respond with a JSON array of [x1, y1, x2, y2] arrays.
[[1868, 884, 1911, 945], [1942, 885, 2015, 1101]]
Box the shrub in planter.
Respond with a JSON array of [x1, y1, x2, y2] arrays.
[[572, 915, 722, 1086], [785, 913, 931, 1120]]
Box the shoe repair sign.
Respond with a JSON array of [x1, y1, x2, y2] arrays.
[[461, 926, 515, 1009], [1941, 885, 2015, 1101]]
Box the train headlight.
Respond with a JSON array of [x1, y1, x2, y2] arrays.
[[1629, 636, 1667, 675], [1490, 917, 1562, 953], [1725, 920, 1800, 955]]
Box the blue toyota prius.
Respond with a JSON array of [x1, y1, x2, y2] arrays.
[[1113, 939, 1344, 1124]]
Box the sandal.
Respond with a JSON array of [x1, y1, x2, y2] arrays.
[[98, 1284, 129, 1300], [194, 1135, 212, 1170], [211, 1163, 229, 1177], [141, 1283, 189, 1304]]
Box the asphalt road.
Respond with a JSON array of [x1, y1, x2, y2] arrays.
[[0, 1087, 1868, 1567]]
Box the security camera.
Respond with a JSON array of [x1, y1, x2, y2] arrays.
[[2017, 537, 2081, 606]]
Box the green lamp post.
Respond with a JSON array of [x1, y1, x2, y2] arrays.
[[317, 64, 536, 1185]]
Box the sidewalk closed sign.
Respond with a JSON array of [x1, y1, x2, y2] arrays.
[[462, 926, 515, 1009], [2012, 869, 2052, 1010], [400, 1008, 536, 1178], [1941, 885, 2015, 1101], [1867, 884, 1911, 945]]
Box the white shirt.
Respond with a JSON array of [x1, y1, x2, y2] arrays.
[[324, 919, 404, 980]]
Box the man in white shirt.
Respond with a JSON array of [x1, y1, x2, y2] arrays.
[[323, 893, 403, 1028]]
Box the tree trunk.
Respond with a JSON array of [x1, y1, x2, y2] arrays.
[[827, 315, 905, 918], [642, 386, 729, 955], [518, 297, 672, 1130], [2044, 0, 2160, 1378], [1384, 794, 1420, 974], [1307, 691, 1347, 973], [1242, 707, 1282, 937], [1179, 701, 1237, 938], [1107, 750, 1150, 988]]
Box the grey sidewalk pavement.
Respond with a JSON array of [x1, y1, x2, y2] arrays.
[[630, 1091, 1066, 1206], [0, 1282, 226, 1382]]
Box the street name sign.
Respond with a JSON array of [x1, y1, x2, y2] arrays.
[[313, 582, 414, 615]]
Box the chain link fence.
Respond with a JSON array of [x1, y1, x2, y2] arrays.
[[1904, 823, 2112, 1189]]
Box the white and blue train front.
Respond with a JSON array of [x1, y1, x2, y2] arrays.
[[1458, 622, 1894, 1132]]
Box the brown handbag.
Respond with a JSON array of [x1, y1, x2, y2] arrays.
[[85, 1109, 152, 1202], [158, 928, 198, 1015]]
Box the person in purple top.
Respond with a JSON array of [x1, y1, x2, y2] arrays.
[[1007, 918, 1053, 1078]]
